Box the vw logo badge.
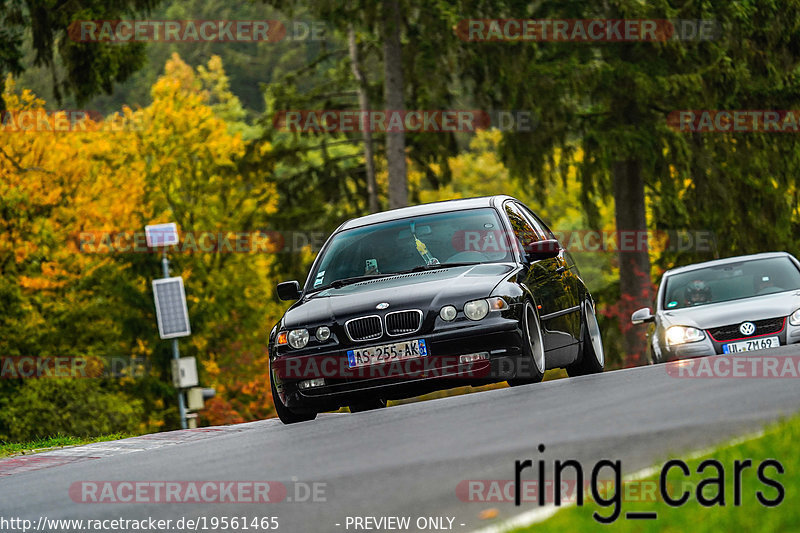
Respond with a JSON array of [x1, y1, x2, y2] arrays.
[[739, 322, 756, 336], [376, 302, 389, 310]]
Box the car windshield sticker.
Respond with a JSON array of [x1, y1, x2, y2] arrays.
[[314, 270, 325, 287], [365, 259, 380, 275], [667, 300, 678, 308]]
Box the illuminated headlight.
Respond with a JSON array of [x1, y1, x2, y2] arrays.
[[316, 326, 331, 342], [288, 329, 310, 349], [464, 300, 490, 321], [665, 325, 705, 346], [790, 309, 800, 326], [440, 305, 457, 321]]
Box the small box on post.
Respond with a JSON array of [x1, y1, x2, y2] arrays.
[[187, 387, 216, 411], [171, 356, 199, 389]]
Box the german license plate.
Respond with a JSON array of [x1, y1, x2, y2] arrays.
[[347, 339, 428, 368], [722, 336, 780, 354]]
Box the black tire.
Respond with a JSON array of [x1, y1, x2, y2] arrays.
[[270, 375, 317, 424], [567, 299, 605, 377], [349, 398, 387, 413], [507, 301, 546, 386]]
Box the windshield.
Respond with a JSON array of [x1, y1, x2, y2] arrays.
[[662, 257, 800, 310], [306, 208, 513, 292]]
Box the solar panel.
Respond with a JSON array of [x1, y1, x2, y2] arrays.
[[152, 277, 191, 339]]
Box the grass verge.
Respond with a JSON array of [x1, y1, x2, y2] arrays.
[[0, 433, 130, 458]]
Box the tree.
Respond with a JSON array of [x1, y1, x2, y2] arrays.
[[381, 0, 408, 209], [0, 0, 162, 112]]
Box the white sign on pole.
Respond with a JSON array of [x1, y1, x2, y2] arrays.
[[145, 223, 179, 247]]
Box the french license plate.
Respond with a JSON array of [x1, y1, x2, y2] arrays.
[[723, 336, 780, 354], [347, 339, 428, 369]]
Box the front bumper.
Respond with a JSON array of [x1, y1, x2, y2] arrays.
[[662, 318, 800, 361], [271, 318, 526, 412]]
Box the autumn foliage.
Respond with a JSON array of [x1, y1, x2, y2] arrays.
[[0, 54, 283, 440]]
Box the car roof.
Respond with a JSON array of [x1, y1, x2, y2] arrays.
[[662, 251, 797, 278], [337, 195, 515, 231]]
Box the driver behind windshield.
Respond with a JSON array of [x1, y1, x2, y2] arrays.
[[685, 279, 712, 306]]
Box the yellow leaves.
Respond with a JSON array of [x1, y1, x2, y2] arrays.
[[18, 275, 66, 290], [133, 339, 153, 357]]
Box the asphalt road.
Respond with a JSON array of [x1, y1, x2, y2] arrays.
[[3, 345, 800, 533]]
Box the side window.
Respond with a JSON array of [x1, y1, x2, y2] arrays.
[[504, 202, 541, 255], [518, 204, 555, 241]]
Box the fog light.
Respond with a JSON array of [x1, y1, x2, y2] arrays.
[[440, 305, 457, 321], [460, 352, 489, 363], [316, 326, 331, 341], [299, 378, 325, 390]]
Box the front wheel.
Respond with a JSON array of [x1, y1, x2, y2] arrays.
[[567, 299, 605, 377], [270, 374, 317, 424], [508, 301, 546, 386]]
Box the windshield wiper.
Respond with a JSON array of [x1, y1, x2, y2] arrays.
[[402, 262, 479, 273], [325, 274, 391, 289]]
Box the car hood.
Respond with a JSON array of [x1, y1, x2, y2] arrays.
[[282, 263, 517, 328], [660, 290, 800, 329]]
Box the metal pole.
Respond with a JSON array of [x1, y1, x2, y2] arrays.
[[162, 248, 188, 430]]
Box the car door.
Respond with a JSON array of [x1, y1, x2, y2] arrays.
[[518, 204, 583, 343], [503, 201, 577, 363]]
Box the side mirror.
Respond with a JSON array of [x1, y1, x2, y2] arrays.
[[277, 280, 302, 301], [631, 307, 655, 325], [525, 239, 561, 261]]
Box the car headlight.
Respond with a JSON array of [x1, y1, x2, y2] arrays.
[[288, 328, 309, 349], [790, 309, 800, 326], [665, 325, 705, 346], [440, 305, 457, 321], [315, 326, 331, 342], [464, 299, 490, 321]]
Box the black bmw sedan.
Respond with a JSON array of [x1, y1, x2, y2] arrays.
[[268, 195, 604, 423]]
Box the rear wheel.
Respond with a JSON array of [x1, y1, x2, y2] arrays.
[[270, 375, 317, 424], [567, 299, 605, 376], [349, 398, 387, 413], [508, 301, 545, 386]]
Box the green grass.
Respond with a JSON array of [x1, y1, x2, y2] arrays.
[[0, 433, 130, 458], [513, 414, 799, 533]]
